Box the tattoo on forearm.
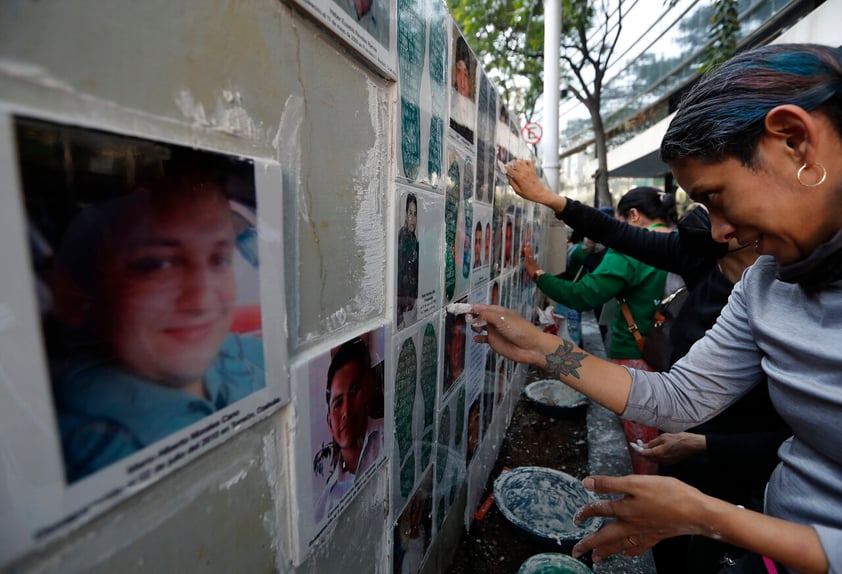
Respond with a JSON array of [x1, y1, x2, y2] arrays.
[[544, 341, 587, 380]]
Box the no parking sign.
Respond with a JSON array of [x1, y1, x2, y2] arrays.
[[521, 122, 543, 145]]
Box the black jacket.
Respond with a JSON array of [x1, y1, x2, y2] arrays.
[[557, 200, 790, 506]]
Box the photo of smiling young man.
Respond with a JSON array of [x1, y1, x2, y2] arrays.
[[16, 122, 268, 484], [311, 329, 386, 524]]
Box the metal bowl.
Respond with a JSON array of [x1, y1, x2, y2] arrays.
[[494, 466, 602, 553], [517, 552, 594, 574], [524, 379, 588, 418]]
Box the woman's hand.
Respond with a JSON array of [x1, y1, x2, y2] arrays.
[[572, 475, 708, 562], [522, 245, 539, 278], [639, 432, 707, 465], [505, 159, 566, 212], [469, 304, 555, 367]]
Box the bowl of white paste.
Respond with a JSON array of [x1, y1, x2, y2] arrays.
[[494, 466, 602, 552], [524, 379, 588, 418], [517, 552, 594, 574]]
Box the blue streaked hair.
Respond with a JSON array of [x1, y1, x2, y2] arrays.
[[661, 43, 842, 165]]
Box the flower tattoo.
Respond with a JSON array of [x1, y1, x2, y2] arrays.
[[544, 341, 587, 379]]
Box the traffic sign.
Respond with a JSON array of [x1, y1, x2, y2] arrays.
[[521, 122, 543, 145]]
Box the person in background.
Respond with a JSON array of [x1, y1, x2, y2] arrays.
[[508, 159, 791, 573], [559, 224, 612, 347], [523, 186, 677, 475], [471, 43, 842, 574], [562, 207, 613, 284]]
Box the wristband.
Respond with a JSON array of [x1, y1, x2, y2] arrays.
[[532, 269, 545, 282]]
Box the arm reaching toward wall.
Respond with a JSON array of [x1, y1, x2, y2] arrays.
[[505, 159, 567, 212], [506, 159, 727, 284], [469, 304, 632, 414]]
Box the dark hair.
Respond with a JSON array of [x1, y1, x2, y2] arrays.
[[617, 187, 677, 226], [455, 36, 472, 65], [447, 311, 466, 333], [661, 43, 842, 166], [406, 192, 417, 212], [326, 337, 371, 404], [54, 166, 229, 297]]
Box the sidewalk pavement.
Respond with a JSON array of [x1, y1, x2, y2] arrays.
[[580, 311, 658, 574]]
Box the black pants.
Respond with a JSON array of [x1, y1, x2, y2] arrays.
[[654, 534, 744, 574]]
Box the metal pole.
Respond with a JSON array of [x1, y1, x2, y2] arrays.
[[543, 0, 561, 196]]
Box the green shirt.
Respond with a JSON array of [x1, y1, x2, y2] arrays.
[[536, 248, 666, 359], [561, 243, 589, 281]]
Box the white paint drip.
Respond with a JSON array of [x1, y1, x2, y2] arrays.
[[218, 468, 249, 490], [273, 95, 305, 222], [0, 361, 53, 439], [272, 96, 304, 168], [0, 60, 76, 92], [174, 89, 261, 139], [260, 428, 289, 568], [347, 77, 386, 320], [256, 218, 281, 244], [445, 302, 472, 315], [1, 61, 266, 146], [323, 307, 348, 333], [271, 94, 306, 345], [174, 90, 208, 126]]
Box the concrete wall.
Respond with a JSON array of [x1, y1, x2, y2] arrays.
[[0, 1, 545, 572]]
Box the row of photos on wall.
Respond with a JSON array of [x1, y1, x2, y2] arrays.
[[0, 0, 550, 569], [386, 1, 548, 573]]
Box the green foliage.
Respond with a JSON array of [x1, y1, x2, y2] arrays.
[[701, 0, 739, 71], [446, 0, 545, 120], [445, 0, 603, 118], [447, 0, 738, 205]]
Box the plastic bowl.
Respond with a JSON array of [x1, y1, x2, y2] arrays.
[[517, 552, 594, 574], [524, 379, 588, 418], [493, 466, 602, 553]]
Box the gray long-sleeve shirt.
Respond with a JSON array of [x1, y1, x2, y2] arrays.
[[624, 255, 842, 572]]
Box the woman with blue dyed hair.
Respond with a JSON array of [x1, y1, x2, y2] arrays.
[[470, 43, 842, 573]]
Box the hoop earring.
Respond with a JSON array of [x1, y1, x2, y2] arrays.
[[797, 163, 827, 188]]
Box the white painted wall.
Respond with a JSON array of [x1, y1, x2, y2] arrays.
[[0, 1, 543, 572]]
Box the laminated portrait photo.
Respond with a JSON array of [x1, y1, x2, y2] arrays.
[[449, 28, 477, 144], [0, 113, 287, 565], [289, 0, 397, 78], [292, 326, 387, 554], [395, 185, 443, 332]]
